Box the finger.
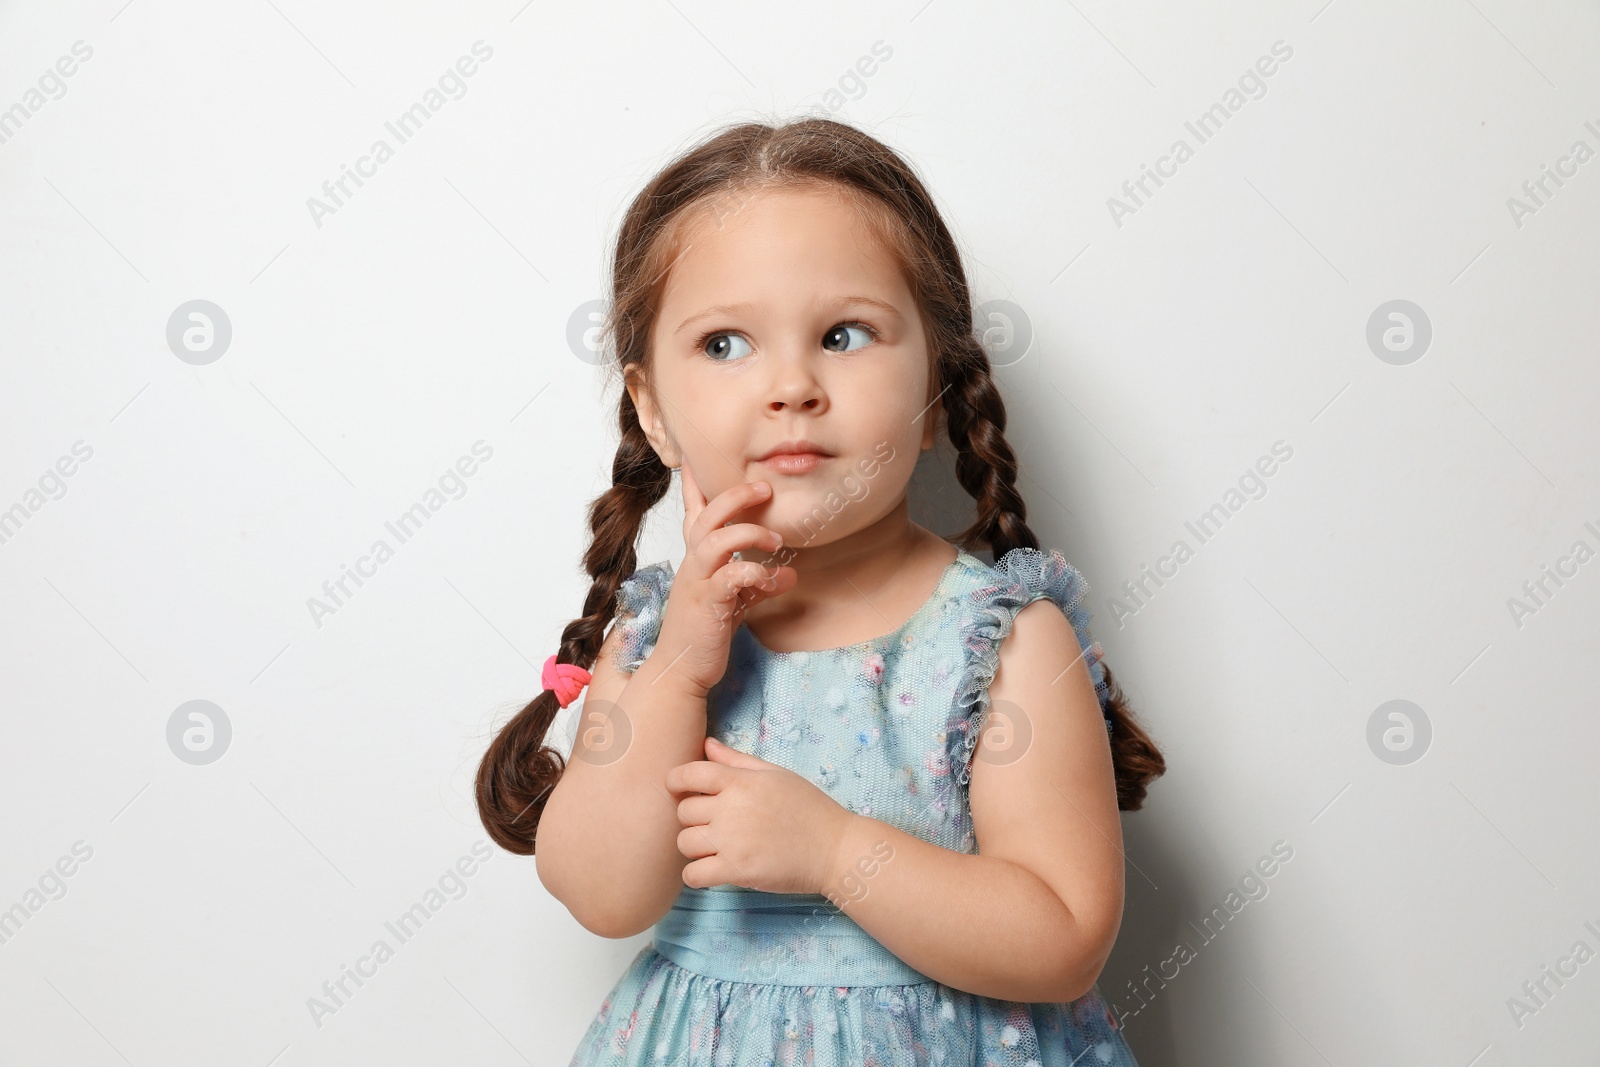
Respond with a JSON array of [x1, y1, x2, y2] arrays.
[[676, 826, 718, 861], [700, 560, 798, 630], [664, 762, 692, 795], [664, 761, 722, 796], [675, 794, 714, 828], [702, 736, 771, 770], [691, 522, 784, 576], [681, 856, 738, 890], [679, 463, 708, 539], [685, 479, 773, 559]]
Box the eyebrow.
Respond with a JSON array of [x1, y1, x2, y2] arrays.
[[674, 296, 903, 336]]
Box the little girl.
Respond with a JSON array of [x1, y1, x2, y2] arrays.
[[477, 117, 1165, 1066]]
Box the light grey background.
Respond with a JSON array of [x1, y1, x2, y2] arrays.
[[2, 0, 1597, 1063]]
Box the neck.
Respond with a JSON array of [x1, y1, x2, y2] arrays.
[[745, 497, 952, 621]]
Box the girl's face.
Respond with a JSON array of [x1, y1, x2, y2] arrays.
[[626, 183, 938, 547]]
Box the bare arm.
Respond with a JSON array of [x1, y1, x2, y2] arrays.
[[817, 599, 1127, 1002], [535, 472, 794, 938], [534, 623, 711, 939]]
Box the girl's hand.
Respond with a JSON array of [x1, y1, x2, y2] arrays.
[[667, 737, 857, 895], [654, 465, 798, 698]]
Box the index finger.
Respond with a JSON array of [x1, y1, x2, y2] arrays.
[[679, 462, 708, 538], [682, 477, 775, 554]]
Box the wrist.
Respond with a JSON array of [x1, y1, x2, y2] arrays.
[[818, 813, 893, 909], [631, 649, 712, 704], [816, 812, 856, 903]]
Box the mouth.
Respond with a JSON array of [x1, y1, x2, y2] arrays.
[[758, 452, 831, 475], [754, 438, 835, 475]]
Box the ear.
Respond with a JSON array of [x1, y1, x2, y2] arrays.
[[624, 366, 684, 469]]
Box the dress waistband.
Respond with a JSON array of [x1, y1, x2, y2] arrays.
[[651, 885, 932, 987]]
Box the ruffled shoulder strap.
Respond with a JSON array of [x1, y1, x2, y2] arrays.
[[950, 547, 1111, 786], [609, 559, 675, 675]]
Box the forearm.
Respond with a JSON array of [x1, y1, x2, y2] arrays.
[[819, 815, 1098, 1003], [537, 648, 708, 937]]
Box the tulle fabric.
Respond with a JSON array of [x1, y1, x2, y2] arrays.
[[611, 558, 675, 675], [569, 944, 1138, 1067]]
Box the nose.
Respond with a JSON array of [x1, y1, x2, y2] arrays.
[[765, 346, 827, 414]]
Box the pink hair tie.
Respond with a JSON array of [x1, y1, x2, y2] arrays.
[[542, 654, 592, 708]]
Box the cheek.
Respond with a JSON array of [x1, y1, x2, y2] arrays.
[[668, 392, 751, 488], [868, 351, 934, 433], [684, 454, 746, 502], [871, 434, 922, 491], [869, 394, 935, 460]]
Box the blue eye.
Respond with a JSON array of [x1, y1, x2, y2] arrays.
[[697, 330, 753, 362], [694, 321, 879, 362], [823, 323, 877, 353]]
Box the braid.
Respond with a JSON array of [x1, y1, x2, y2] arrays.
[[939, 338, 1166, 810], [474, 400, 672, 854], [941, 339, 1037, 559]]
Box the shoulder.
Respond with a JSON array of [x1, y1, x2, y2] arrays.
[[962, 547, 1103, 684], [988, 598, 1101, 731], [948, 546, 1109, 785], [1000, 596, 1080, 659]]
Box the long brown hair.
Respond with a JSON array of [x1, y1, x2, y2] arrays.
[[476, 117, 1165, 855]]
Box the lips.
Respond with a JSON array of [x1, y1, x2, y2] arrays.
[[754, 439, 834, 462], [757, 449, 832, 475]]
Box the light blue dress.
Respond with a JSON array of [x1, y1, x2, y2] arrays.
[[567, 545, 1142, 1067]]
